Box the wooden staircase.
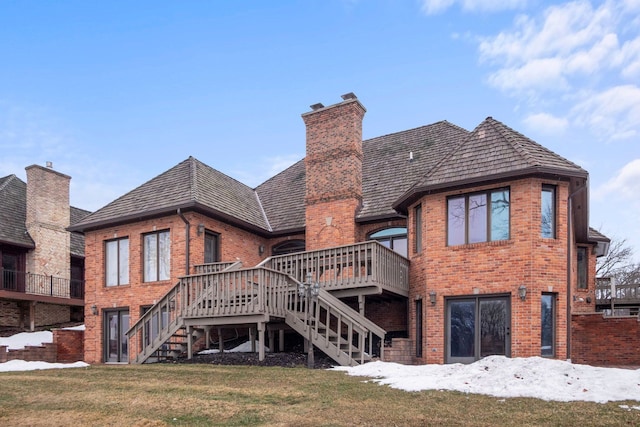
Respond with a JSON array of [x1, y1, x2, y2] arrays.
[[127, 242, 407, 366]]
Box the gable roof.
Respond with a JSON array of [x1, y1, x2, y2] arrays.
[[0, 174, 34, 248], [0, 174, 90, 255], [71, 157, 270, 233], [393, 117, 588, 210]]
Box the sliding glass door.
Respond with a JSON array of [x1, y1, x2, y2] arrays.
[[446, 296, 510, 363]]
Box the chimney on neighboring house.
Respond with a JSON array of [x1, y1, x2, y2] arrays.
[[302, 93, 366, 250], [25, 163, 71, 282]]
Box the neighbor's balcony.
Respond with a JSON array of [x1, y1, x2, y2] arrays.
[[0, 268, 84, 300], [595, 277, 640, 308]]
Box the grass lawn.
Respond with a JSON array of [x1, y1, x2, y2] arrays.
[[1, 364, 639, 426]]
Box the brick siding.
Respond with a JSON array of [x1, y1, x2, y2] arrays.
[[571, 313, 640, 366]]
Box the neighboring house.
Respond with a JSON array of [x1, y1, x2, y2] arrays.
[[71, 94, 610, 366], [0, 164, 90, 331]]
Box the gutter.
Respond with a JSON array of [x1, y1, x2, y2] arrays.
[[566, 181, 587, 360], [177, 209, 191, 275]]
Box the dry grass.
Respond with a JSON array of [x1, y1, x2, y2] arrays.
[[1, 364, 639, 426]]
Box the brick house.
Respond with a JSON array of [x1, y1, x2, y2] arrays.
[[0, 164, 90, 331], [71, 93, 609, 365]]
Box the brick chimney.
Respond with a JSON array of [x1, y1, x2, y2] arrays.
[[25, 163, 71, 280], [302, 93, 366, 250]]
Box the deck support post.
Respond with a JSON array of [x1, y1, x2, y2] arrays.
[[358, 294, 365, 315], [29, 301, 36, 332], [279, 330, 285, 352], [258, 322, 265, 361], [204, 326, 212, 349], [218, 327, 224, 353], [249, 327, 256, 352], [268, 330, 275, 352], [186, 325, 193, 360]]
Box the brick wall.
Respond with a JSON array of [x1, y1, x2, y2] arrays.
[[409, 178, 573, 364], [571, 313, 640, 366], [83, 211, 265, 364], [0, 342, 57, 363], [35, 303, 71, 327], [54, 329, 84, 362], [0, 300, 21, 328], [383, 338, 414, 364]]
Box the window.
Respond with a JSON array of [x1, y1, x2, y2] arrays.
[[447, 188, 510, 246], [415, 299, 423, 358], [577, 246, 588, 289], [204, 231, 220, 264], [272, 240, 305, 256], [541, 185, 556, 238], [144, 230, 170, 282], [414, 204, 422, 254], [105, 238, 129, 286], [541, 293, 556, 357], [369, 227, 407, 257]]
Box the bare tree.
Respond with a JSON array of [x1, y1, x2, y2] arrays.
[[596, 237, 640, 285]]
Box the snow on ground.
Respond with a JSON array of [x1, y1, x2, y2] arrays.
[[0, 360, 89, 372], [198, 341, 270, 354], [2, 329, 640, 404], [332, 356, 640, 403]]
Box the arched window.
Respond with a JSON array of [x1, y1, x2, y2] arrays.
[[369, 227, 407, 257], [272, 240, 305, 256]]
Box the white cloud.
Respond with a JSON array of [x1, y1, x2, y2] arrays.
[[421, 0, 526, 15], [476, 1, 640, 142], [594, 158, 640, 201], [570, 85, 640, 141], [522, 112, 569, 135]]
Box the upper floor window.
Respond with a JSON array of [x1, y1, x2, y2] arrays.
[[144, 230, 170, 282], [577, 246, 588, 289], [447, 188, 510, 246], [105, 237, 129, 287], [204, 231, 220, 264], [272, 240, 305, 256], [369, 227, 407, 257], [414, 204, 422, 254], [541, 185, 556, 238]]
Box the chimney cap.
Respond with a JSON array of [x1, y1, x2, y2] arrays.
[[341, 92, 357, 101], [310, 103, 325, 111]]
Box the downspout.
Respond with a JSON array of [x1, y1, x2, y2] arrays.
[[566, 181, 587, 360], [177, 209, 190, 275]]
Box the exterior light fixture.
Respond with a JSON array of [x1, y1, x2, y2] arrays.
[[258, 244, 265, 255], [197, 224, 205, 236], [518, 285, 527, 301], [299, 272, 320, 368], [429, 291, 437, 305], [90, 304, 98, 316], [168, 299, 176, 311]]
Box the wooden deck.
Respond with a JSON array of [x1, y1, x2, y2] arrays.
[[126, 242, 406, 365]]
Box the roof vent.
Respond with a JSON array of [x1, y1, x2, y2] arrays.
[[341, 92, 357, 100], [310, 103, 325, 111], [46, 161, 53, 168]]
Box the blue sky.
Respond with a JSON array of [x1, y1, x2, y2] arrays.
[[1, 1, 638, 260]]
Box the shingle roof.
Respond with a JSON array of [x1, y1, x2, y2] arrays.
[[71, 157, 270, 232], [256, 159, 306, 232], [0, 175, 34, 248], [70, 207, 91, 256], [588, 227, 610, 243], [68, 117, 590, 236], [359, 121, 469, 220], [394, 117, 588, 209]]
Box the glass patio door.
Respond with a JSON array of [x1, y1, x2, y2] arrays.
[[105, 309, 130, 363], [446, 296, 510, 363]]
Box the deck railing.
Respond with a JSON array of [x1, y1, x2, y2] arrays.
[[259, 241, 409, 296], [0, 268, 84, 300], [596, 277, 640, 306]]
